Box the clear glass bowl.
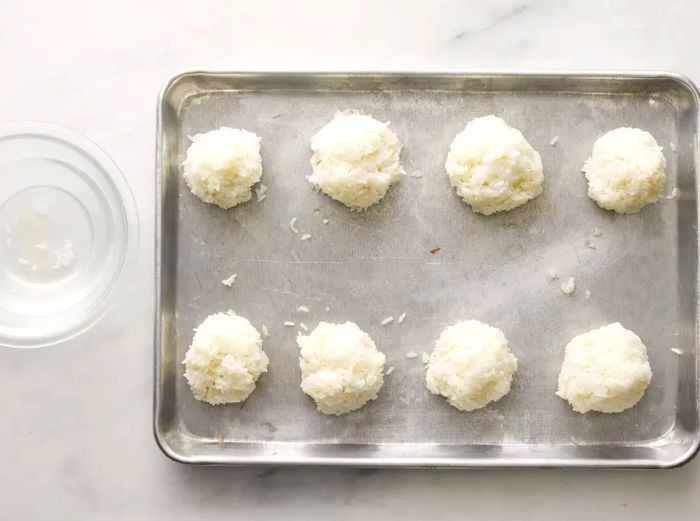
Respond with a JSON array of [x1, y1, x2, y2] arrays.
[[0, 122, 138, 348]]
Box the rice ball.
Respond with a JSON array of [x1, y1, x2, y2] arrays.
[[426, 320, 518, 412], [445, 115, 544, 215], [182, 127, 263, 209], [183, 311, 269, 405], [582, 127, 666, 214], [308, 112, 405, 210], [298, 321, 385, 415], [556, 323, 652, 414]]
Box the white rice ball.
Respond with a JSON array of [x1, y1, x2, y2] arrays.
[[445, 115, 544, 215], [183, 311, 269, 405], [308, 112, 405, 210], [182, 127, 263, 209], [426, 320, 518, 412], [298, 321, 385, 415], [556, 323, 652, 414], [582, 127, 666, 214]]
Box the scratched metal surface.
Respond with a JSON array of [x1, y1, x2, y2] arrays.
[[155, 72, 699, 467]]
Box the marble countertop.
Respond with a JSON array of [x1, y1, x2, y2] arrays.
[[2, 0, 699, 518]]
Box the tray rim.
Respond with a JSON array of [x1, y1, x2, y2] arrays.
[[154, 69, 700, 468]]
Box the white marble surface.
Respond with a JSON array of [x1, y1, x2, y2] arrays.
[[1, 0, 700, 518]]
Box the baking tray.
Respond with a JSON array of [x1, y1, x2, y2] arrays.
[[155, 71, 699, 467]]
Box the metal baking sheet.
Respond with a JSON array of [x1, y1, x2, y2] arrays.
[[155, 71, 699, 467]]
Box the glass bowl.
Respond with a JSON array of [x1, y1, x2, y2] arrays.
[[0, 122, 138, 348]]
